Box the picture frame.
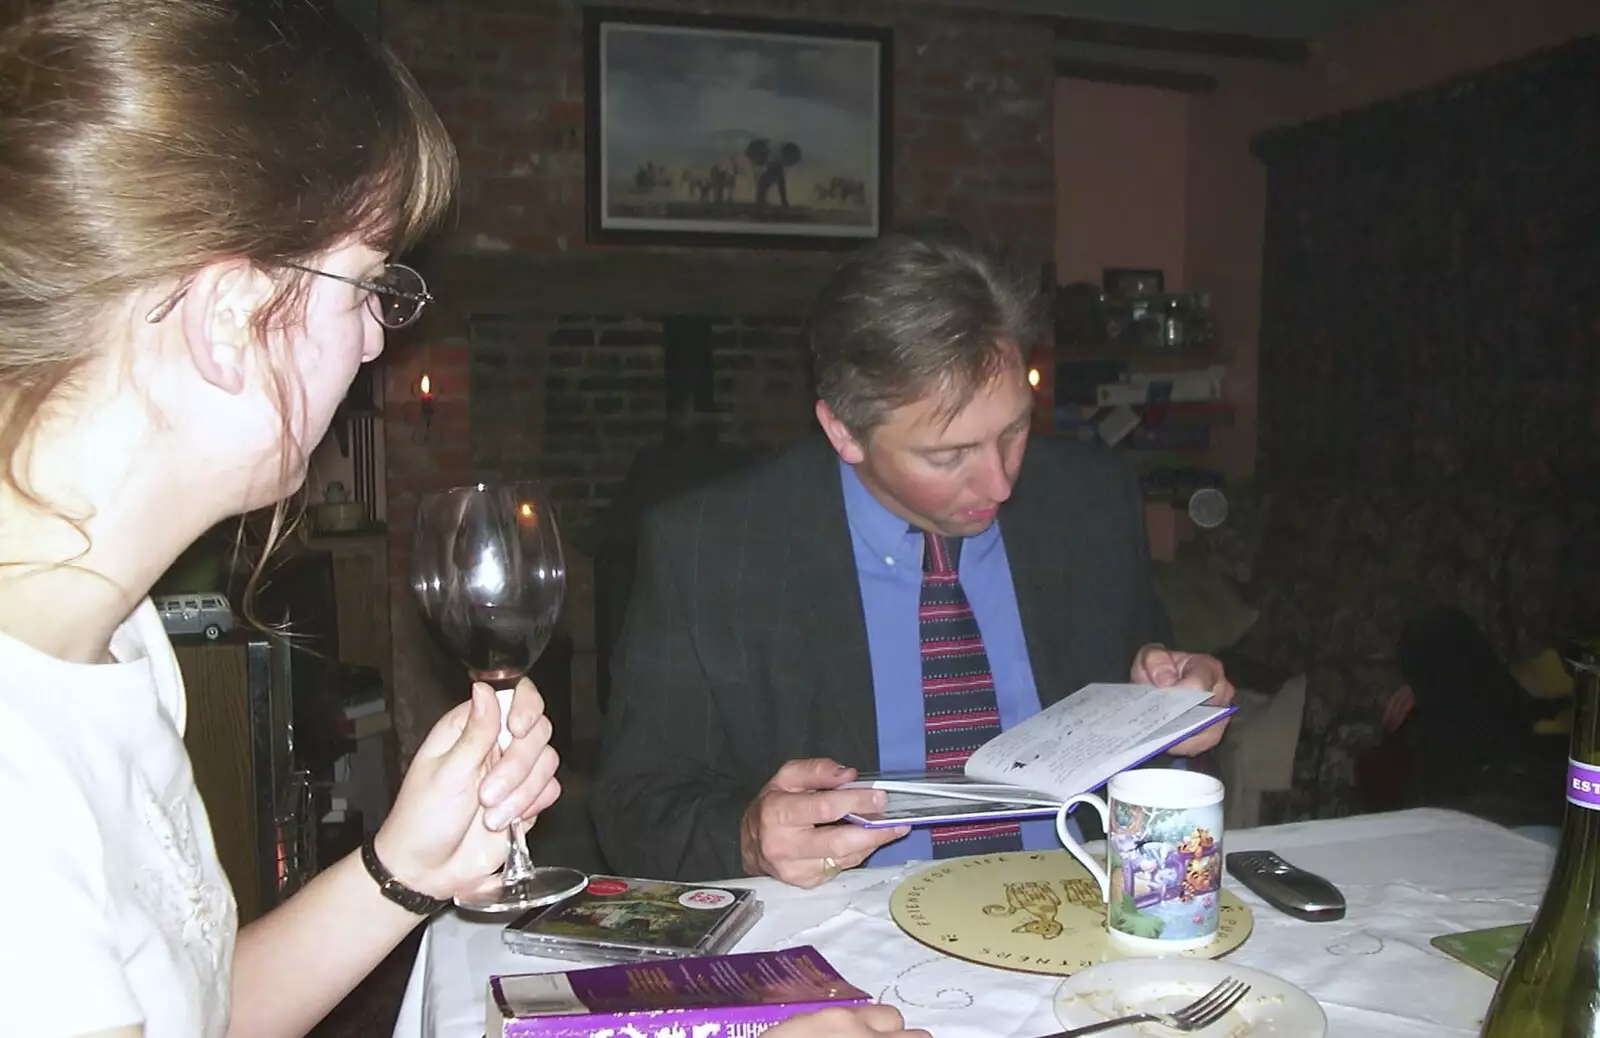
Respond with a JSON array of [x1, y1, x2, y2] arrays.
[[1102, 267, 1165, 298], [584, 7, 893, 249]]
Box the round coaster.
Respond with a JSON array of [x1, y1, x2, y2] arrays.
[[889, 850, 1253, 976]]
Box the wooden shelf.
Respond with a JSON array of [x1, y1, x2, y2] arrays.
[[290, 525, 399, 798], [1054, 401, 1236, 426]]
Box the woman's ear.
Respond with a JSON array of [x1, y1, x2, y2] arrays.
[[176, 260, 273, 395]]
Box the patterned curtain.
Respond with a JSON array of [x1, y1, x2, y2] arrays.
[[1252, 35, 1600, 494]]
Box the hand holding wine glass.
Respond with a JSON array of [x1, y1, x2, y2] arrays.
[[409, 481, 588, 912], [370, 677, 564, 905]]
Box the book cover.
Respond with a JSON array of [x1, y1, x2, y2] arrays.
[[844, 683, 1234, 828], [487, 945, 871, 1038], [502, 876, 761, 964]]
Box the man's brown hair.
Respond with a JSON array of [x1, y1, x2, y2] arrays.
[[807, 220, 1041, 438]]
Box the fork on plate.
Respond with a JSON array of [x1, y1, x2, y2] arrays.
[[1041, 976, 1252, 1037]]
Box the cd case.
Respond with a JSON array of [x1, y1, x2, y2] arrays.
[[502, 875, 763, 964]]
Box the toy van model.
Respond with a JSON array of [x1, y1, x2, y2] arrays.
[[153, 592, 234, 640]]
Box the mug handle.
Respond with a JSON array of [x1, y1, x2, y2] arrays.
[[1055, 794, 1112, 901]]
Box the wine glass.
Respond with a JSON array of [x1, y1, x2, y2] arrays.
[[410, 481, 588, 913]]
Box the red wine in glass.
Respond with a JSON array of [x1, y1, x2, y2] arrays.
[[411, 481, 587, 913]]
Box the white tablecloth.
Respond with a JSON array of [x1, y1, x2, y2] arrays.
[[393, 808, 1554, 1038]]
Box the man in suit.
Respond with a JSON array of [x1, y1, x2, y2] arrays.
[[593, 223, 1233, 886]]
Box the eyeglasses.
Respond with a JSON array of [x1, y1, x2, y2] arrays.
[[143, 261, 434, 329], [285, 261, 434, 329]]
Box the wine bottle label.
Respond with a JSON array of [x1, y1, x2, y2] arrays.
[[1567, 758, 1600, 810]]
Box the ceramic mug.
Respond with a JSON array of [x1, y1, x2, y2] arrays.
[[1055, 769, 1225, 953]]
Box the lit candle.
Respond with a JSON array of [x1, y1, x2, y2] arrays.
[[418, 372, 433, 400]]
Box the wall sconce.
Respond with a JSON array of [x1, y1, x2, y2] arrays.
[[1024, 342, 1054, 435], [403, 370, 436, 444]]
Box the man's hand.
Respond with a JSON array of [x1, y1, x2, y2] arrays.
[[740, 758, 910, 888], [1131, 644, 1236, 756]]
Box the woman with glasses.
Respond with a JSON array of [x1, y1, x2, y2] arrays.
[[0, 3, 550, 1037], [0, 4, 925, 1038]]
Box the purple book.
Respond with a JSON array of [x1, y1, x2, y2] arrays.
[[487, 945, 871, 1038]]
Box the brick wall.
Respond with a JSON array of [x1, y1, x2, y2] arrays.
[[378, 0, 1057, 758], [467, 314, 811, 535]]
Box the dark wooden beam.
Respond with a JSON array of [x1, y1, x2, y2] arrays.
[[1052, 16, 1309, 63], [1053, 57, 1219, 94]]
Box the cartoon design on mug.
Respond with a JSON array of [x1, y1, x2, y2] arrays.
[[982, 881, 1064, 939], [1107, 804, 1223, 941], [1177, 826, 1218, 858], [1182, 855, 1219, 902]]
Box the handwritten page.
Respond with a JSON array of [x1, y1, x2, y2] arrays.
[[965, 683, 1215, 799]]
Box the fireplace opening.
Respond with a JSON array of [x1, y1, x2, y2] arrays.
[[592, 315, 762, 713]]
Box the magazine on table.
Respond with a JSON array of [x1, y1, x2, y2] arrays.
[[843, 683, 1234, 828]]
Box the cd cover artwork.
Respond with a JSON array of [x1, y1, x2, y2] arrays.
[[503, 876, 762, 963]]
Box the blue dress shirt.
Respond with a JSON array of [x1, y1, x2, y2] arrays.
[[838, 462, 1070, 866]]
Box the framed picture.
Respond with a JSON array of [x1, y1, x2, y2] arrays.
[[584, 7, 893, 249], [1102, 267, 1165, 298]]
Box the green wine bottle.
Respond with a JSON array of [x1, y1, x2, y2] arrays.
[[1481, 646, 1600, 1037]]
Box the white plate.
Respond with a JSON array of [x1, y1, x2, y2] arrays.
[[1054, 957, 1326, 1037]]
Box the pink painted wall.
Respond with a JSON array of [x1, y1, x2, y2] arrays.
[[1054, 78, 1189, 292], [1311, 0, 1600, 116], [1181, 63, 1314, 480], [1055, 0, 1599, 479]]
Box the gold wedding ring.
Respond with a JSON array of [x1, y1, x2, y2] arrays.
[[822, 856, 840, 873]]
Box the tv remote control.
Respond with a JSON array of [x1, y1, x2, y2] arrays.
[[1225, 850, 1346, 922]]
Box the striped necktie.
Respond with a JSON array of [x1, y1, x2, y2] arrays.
[[919, 529, 1024, 857]]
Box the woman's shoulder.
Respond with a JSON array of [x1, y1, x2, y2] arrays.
[[117, 598, 188, 734]]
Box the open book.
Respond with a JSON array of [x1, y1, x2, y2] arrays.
[[843, 683, 1234, 827]]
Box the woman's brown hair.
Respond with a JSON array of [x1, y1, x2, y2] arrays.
[[0, 0, 457, 603]]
